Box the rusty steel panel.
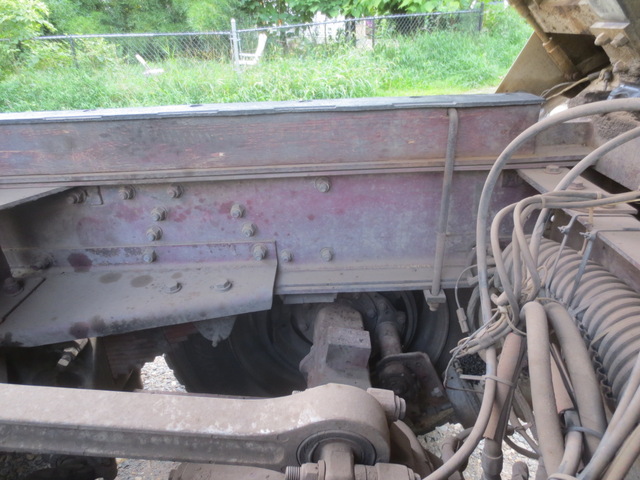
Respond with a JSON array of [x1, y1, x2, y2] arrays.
[[0, 95, 547, 187], [0, 169, 539, 346]]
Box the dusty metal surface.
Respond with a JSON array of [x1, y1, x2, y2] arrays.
[[0, 186, 68, 210], [0, 244, 276, 346], [0, 165, 543, 346], [300, 304, 372, 389], [519, 167, 640, 293], [0, 94, 596, 189], [0, 383, 391, 469], [517, 166, 637, 214]]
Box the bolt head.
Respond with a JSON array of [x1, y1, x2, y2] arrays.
[[146, 226, 162, 242], [118, 186, 135, 200], [320, 247, 333, 262], [594, 32, 611, 46], [167, 184, 183, 199], [314, 177, 331, 193], [142, 250, 156, 263], [164, 281, 182, 294], [213, 279, 233, 292], [612, 33, 629, 48], [569, 180, 586, 190], [280, 250, 293, 263], [252, 244, 267, 261], [66, 190, 86, 204], [151, 207, 167, 222], [2, 277, 23, 296], [242, 223, 257, 238], [230, 204, 245, 219], [545, 164, 561, 175]]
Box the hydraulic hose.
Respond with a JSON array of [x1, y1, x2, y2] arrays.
[[476, 98, 640, 325], [544, 301, 606, 457], [482, 333, 526, 480], [521, 301, 564, 475]]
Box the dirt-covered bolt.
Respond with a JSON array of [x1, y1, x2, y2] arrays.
[[230, 204, 245, 219], [545, 164, 561, 175], [594, 32, 611, 46], [151, 207, 167, 222], [611, 33, 629, 48], [167, 184, 183, 199], [314, 177, 331, 193], [164, 281, 182, 294], [31, 257, 52, 271], [242, 223, 257, 237], [213, 279, 233, 292], [320, 247, 333, 262], [146, 226, 163, 242], [142, 250, 156, 263], [2, 277, 23, 296], [280, 250, 293, 263], [118, 186, 135, 200], [252, 244, 267, 261], [66, 189, 87, 204]]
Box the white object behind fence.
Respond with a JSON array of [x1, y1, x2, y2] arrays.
[[237, 33, 268, 66], [135, 54, 164, 76]]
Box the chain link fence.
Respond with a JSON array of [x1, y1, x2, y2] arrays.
[[15, 8, 483, 70]]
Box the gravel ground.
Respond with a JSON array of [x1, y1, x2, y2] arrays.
[[114, 357, 184, 480]]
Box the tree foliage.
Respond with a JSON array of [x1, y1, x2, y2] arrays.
[[0, 0, 475, 37], [0, 0, 53, 40]]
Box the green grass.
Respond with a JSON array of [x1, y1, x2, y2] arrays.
[[0, 8, 531, 112]]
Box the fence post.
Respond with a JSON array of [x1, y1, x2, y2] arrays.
[[67, 35, 79, 68], [371, 19, 376, 49], [230, 18, 240, 68], [477, 2, 484, 32]]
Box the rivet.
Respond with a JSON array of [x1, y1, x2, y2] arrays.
[[167, 184, 183, 199], [315, 177, 331, 193], [151, 207, 167, 222], [2, 277, 23, 296], [66, 189, 87, 204], [280, 250, 293, 263], [213, 279, 233, 292], [252, 244, 267, 261], [545, 164, 562, 175], [146, 226, 163, 242], [320, 247, 334, 262], [164, 281, 182, 294], [230, 204, 245, 219], [118, 186, 135, 200], [242, 223, 257, 237], [142, 249, 156, 263]]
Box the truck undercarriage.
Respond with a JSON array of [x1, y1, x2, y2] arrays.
[[2, 1, 640, 479]]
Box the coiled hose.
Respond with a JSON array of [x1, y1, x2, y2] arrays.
[[504, 237, 640, 402]]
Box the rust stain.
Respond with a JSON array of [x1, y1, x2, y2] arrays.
[[130, 275, 152, 288], [67, 253, 92, 272], [69, 322, 90, 339], [99, 272, 122, 284]]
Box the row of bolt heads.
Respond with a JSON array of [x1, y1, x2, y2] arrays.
[[69, 178, 331, 206], [142, 245, 334, 265]]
